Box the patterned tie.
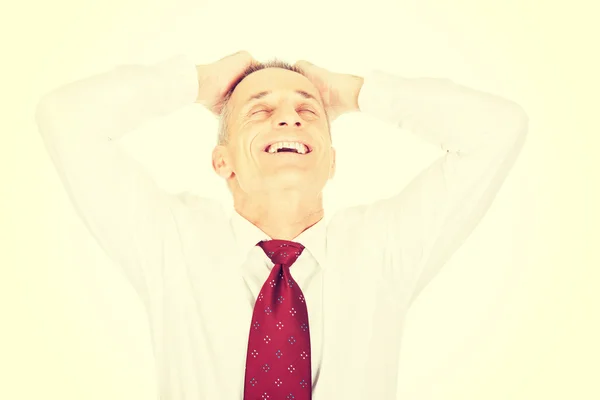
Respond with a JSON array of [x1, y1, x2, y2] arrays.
[[243, 239, 312, 400]]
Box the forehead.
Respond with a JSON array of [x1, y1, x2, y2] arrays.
[[230, 67, 322, 108]]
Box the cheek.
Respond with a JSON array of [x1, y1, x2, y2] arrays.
[[231, 142, 256, 170]]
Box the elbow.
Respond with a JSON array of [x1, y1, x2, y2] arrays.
[[34, 91, 73, 137], [510, 104, 529, 155], [35, 92, 60, 125], [477, 100, 529, 155], [502, 96, 528, 130], [509, 102, 529, 135], [34, 94, 56, 134]]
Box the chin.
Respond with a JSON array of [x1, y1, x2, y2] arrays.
[[263, 172, 313, 188]]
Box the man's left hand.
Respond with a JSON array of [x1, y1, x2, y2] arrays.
[[294, 60, 364, 122]]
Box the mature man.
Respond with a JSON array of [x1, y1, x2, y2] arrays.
[[35, 50, 528, 400]]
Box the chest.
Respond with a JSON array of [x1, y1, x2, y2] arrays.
[[156, 237, 408, 399]]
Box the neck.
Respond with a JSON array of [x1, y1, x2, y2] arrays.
[[233, 190, 324, 241]]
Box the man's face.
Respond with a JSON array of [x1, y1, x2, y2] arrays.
[[212, 67, 336, 196]]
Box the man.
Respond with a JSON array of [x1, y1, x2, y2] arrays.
[[35, 50, 528, 399]]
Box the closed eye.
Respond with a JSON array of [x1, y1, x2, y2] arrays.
[[250, 108, 317, 116]]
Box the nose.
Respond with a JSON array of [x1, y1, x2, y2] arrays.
[[279, 121, 302, 126], [277, 119, 302, 128], [275, 107, 302, 128]]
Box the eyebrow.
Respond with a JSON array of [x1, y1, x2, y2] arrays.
[[245, 90, 319, 105]]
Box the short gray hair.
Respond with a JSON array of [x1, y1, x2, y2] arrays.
[[216, 59, 329, 145]]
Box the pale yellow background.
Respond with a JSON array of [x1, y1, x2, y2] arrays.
[[1, 0, 598, 399]]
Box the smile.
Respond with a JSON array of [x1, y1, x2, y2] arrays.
[[264, 141, 312, 155]]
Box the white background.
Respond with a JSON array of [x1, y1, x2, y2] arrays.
[[1, 0, 598, 399]]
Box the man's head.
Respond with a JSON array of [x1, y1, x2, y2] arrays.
[[211, 59, 336, 201]]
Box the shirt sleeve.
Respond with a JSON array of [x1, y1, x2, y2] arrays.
[[34, 55, 206, 303], [356, 70, 529, 308]]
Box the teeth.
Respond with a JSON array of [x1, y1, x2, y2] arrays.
[[267, 141, 309, 154]]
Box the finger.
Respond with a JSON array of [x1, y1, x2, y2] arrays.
[[294, 60, 312, 70], [235, 50, 254, 61], [228, 50, 249, 58], [222, 50, 253, 66]]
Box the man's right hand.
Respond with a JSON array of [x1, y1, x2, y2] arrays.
[[195, 51, 256, 115]]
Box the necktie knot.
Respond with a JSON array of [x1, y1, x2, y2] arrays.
[[258, 239, 304, 267]]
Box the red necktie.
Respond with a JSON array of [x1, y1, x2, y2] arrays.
[[243, 239, 312, 400]]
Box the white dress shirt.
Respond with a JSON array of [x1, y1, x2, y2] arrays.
[[35, 54, 528, 400]]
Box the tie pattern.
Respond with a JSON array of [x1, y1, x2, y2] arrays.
[[243, 240, 312, 400]]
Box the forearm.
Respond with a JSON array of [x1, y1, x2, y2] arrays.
[[356, 71, 528, 154], [36, 54, 199, 141]]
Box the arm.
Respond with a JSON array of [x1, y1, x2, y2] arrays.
[[356, 70, 528, 307], [35, 50, 256, 303], [297, 60, 527, 307], [35, 55, 202, 300]]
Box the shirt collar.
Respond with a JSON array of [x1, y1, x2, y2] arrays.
[[230, 209, 328, 268]]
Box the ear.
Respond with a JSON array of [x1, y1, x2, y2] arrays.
[[329, 146, 336, 179], [212, 145, 234, 179]]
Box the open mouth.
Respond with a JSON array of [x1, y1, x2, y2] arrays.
[[264, 142, 312, 155]]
